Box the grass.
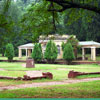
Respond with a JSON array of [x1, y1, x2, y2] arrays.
[[0, 79, 52, 87], [0, 71, 25, 77], [0, 80, 100, 98], [0, 62, 100, 86], [0, 62, 100, 98], [0, 62, 62, 71], [0, 54, 100, 61], [77, 74, 100, 79], [0, 56, 26, 61]]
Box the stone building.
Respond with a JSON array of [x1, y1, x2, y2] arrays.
[[18, 34, 71, 59], [18, 35, 100, 61], [39, 34, 71, 59], [79, 41, 100, 61]]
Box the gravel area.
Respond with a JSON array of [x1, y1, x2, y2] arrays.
[[0, 78, 100, 91], [26, 71, 43, 77], [0, 68, 5, 71]]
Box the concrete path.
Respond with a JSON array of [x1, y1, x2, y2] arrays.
[[26, 71, 43, 77], [0, 68, 5, 71], [0, 78, 100, 91]]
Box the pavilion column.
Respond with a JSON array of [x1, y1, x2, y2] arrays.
[[26, 48, 28, 57], [28, 49, 31, 57], [60, 46, 63, 59], [82, 48, 85, 60], [91, 47, 96, 61], [18, 48, 22, 58]]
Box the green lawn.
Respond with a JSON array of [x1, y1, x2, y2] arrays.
[[0, 54, 100, 61], [0, 56, 26, 60], [0, 62, 66, 71], [0, 80, 100, 98], [0, 62, 100, 86], [77, 74, 100, 79], [0, 71, 25, 77], [0, 62, 100, 98]]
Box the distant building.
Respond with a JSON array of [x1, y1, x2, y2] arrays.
[[18, 34, 72, 59], [39, 34, 72, 59], [18, 35, 100, 61]]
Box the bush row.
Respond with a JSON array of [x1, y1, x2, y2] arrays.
[[5, 40, 75, 64], [31, 40, 75, 64]]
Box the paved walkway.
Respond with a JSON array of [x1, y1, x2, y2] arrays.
[[0, 78, 100, 91], [26, 71, 43, 77], [0, 68, 5, 71]]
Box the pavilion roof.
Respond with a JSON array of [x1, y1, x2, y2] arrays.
[[79, 41, 100, 48], [18, 43, 34, 49]]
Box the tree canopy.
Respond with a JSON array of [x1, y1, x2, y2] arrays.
[[1, 0, 100, 56], [46, 0, 100, 14]]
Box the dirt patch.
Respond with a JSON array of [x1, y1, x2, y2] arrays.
[[0, 78, 100, 91], [26, 71, 43, 77], [0, 68, 5, 71], [57, 68, 67, 70]]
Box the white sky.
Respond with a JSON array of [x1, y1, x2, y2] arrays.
[[14, 0, 17, 2]]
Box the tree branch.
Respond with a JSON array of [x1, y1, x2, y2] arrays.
[[46, 0, 100, 14]]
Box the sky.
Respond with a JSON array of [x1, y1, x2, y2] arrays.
[[14, 0, 17, 2]]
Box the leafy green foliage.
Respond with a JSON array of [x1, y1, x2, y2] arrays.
[[5, 43, 14, 62], [67, 35, 79, 58], [31, 43, 43, 62], [61, 42, 65, 51], [44, 40, 58, 63], [67, 35, 78, 47], [61, 36, 79, 58], [21, 0, 60, 42], [63, 43, 75, 64]]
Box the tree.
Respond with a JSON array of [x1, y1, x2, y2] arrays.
[[67, 35, 79, 59], [61, 42, 65, 51], [0, 0, 12, 55], [21, 0, 60, 43], [46, 0, 100, 14], [61, 35, 79, 59], [44, 40, 58, 63], [63, 43, 75, 65], [31, 43, 43, 62], [5, 43, 14, 62]]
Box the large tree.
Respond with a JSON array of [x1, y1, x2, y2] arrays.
[[46, 0, 100, 14]]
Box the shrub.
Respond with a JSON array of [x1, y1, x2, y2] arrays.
[[44, 40, 58, 63], [63, 43, 75, 65], [62, 35, 79, 59], [67, 35, 79, 59], [5, 43, 15, 62], [61, 42, 65, 51], [31, 43, 43, 63]]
